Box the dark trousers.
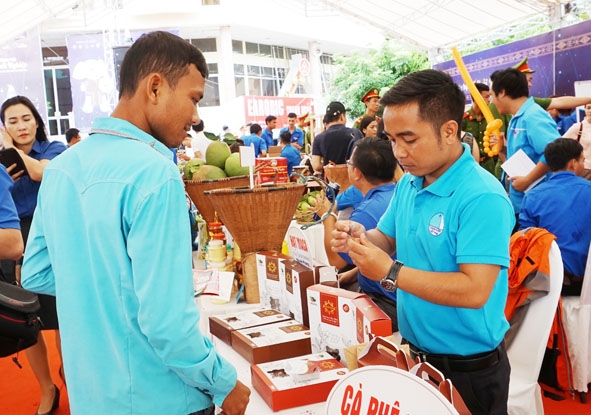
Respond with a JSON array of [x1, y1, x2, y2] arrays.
[[188, 406, 214, 415], [410, 343, 511, 415]]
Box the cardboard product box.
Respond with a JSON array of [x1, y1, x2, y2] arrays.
[[313, 263, 338, 287], [231, 320, 312, 364], [209, 308, 291, 345], [256, 251, 291, 313], [255, 157, 288, 185], [279, 259, 316, 326], [352, 296, 393, 343], [306, 284, 368, 364], [251, 352, 348, 412]]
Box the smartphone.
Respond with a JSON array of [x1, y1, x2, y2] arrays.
[[0, 147, 28, 177]]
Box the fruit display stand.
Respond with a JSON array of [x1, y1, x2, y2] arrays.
[[184, 175, 250, 223], [204, 183, 305, 303]]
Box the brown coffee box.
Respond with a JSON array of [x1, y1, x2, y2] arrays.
[[255, 157, 288, 185], [352, 296, 393, 343], [209, 308, 291, 345], [231, 320, 312, 364], [279, 259, 316, 326], [256, 251, 292, 313], [306, 284, 368, 364], [251, 353, 348, 412]]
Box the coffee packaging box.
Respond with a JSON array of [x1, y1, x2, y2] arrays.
[[209, 308, 291, 345]]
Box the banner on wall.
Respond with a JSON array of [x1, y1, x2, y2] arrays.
[[434, 20, 591, 103], [238, 95, 315, 130], [0, 27, 47, 123]]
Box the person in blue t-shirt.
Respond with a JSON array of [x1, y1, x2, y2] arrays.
[[331, 70, 514, 415], [241, 123, 267, 157], [279, 131, 301, 176], [261, 115, 276, 148], [316, 137, 397, 331], [279, 112, 305, 151]]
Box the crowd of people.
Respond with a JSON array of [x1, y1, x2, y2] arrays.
[[1, 30, 591, 415]]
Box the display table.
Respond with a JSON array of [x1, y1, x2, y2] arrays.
[[196, 296, 325, 414]]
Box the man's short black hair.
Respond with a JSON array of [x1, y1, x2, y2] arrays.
[[250, 123, 262, 135], [118, 31, 208, 99], [351, 136, 396, 185], [490, 68, 529, 100], [544, 137, 583, 172], [265, 115, 276, 124], [380, 69, 465, 139], [287, 112, 297, 118], [65, 128, 80, 143], [470, 82, 489, 102], [280, 131, 291, 144]]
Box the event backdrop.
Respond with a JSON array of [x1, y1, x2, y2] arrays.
[[0, 27, 47, 124], [435, 19, 591, 104]]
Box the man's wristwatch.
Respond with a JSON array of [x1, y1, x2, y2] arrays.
[[380, 260, 403, 292]]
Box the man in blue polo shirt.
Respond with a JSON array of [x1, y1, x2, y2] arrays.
[[316, 137, 397, 330], [520, 138, 591, 296], [261, 115, 276, 148], [241, 123, 267, 157], [331, 69, 514, 415], [279, 112, 305, 151], [0, 165, 23, 261], [490, 68, 558, 218]]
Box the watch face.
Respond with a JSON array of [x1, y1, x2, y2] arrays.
[[380, 278, 397, 292]]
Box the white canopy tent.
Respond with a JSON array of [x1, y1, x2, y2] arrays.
[[0, 0, 584, 56]]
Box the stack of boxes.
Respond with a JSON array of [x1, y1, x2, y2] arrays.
[[208, 249, 394, 411]]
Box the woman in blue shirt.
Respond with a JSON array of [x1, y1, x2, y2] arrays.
[[0, 95, 67, 415]]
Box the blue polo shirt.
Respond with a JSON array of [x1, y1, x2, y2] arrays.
[[279, 127, 305, 147], [261, 128, 274, 148], [242, 133, 268, 157], [11, 140, 66, 218], [280, 143, 301, 175], [336, 186, 363, 210], [506, 96, 558, 213], [339, 183, 396, 301], [520, 171, 591, 277], [378, 144, 514, 355], [0, 166, 19, 230]]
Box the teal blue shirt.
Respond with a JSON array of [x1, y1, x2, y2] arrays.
[[22, 117, 237, 415], [506, 96, 558, 213], [377, 144, 514, 355]]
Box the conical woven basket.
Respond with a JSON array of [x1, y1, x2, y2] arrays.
[[203, 183, 306, 253], [184, 175, 250, 223], [324, 164, 351, 191]]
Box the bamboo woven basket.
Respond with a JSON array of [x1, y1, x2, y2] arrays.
[[204, 183, 306, 303], [324, 164, 351, 191], [184, 175, 250, 223], [203, 183, 305, 253]]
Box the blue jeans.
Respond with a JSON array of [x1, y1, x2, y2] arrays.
[[188, 406, 215, 415]]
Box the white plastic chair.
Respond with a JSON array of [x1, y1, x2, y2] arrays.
[[560, 241, 591, 401], [507, 241, 563, 415]]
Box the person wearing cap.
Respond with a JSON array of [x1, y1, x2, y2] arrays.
[[353, 87, 381, 130], [279, 112, 305, 151], [311, 101, 357, 173]]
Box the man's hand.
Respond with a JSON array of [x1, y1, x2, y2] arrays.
[[509, 176, 529, 192], [330, 220, 366, 254], [219, 380, 250, 415], [346, 233, 393, 281]]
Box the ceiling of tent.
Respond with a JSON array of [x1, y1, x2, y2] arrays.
[[0, 0, 578, 53]]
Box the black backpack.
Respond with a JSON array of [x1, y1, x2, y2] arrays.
[[0, 280, 42, 366]]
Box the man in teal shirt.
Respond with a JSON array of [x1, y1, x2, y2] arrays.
[[332, 70, 514, 415], [21, 31, 250, 415]]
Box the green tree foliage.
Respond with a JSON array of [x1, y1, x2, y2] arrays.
[[329, 41, 429, 119]]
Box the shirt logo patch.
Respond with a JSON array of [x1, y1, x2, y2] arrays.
[[428, 213, 444, 236]]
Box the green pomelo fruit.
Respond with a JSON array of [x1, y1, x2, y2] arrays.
[[183, 158, 206, 180], [205, 141, 231, 169], [224, 153, 249, 177], [191, 164, 228, 180]]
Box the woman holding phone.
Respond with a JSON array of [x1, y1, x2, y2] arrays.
[[0, 96, 67, 415]]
